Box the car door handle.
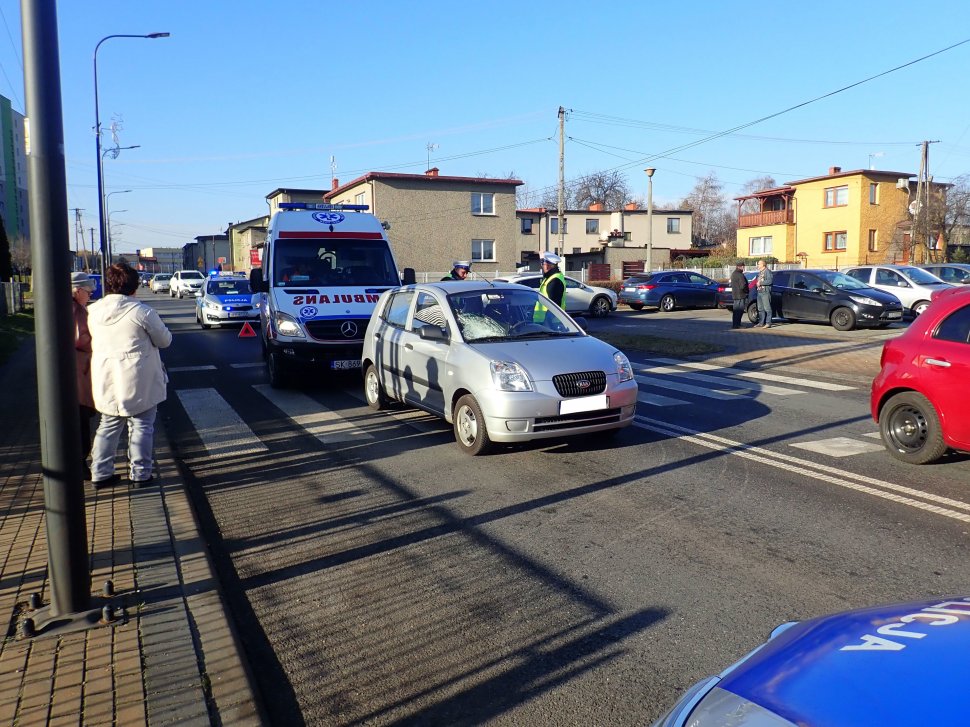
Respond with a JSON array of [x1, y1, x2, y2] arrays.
[[925, 358, 951, 368], [404, 343, 414, 351]]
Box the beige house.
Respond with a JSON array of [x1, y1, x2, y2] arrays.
[[324, 169, 522, 274], [227, 215, 268, 274], [517, 204, 694, 277]]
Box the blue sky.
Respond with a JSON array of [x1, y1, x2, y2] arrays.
[[1, 0, 969, 254]]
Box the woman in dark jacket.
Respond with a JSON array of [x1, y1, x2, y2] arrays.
[[71, 272, 97, 480]]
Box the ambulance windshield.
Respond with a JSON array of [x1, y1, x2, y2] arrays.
[[273, 239, 399, 287]]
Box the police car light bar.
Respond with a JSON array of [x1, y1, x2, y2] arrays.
[[278, 202, 369, 212]]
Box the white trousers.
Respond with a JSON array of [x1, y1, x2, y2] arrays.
[[90, 405, 157, 482]]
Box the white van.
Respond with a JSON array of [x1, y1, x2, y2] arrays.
[[249, 203, 413, 387]]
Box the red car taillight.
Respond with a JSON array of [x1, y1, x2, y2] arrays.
[[637, 284, 656, 291]]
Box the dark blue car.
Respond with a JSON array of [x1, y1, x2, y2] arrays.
[[653, 595, 970, 726], [619, 271, 723, 312]]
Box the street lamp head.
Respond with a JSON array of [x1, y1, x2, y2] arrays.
[[146, 32, 170, 38], [645, 168, 656, 178]]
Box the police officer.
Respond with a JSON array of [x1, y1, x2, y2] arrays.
[[441, 261, 471, 281], [533, 251, 566, 323]]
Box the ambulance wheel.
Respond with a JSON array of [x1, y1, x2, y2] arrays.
[[364, 365, 389, 411], [453, 394, 493, 456], [267, 352, 288, 389]]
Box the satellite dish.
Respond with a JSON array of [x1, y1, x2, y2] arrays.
[[908, 200, 921, 216]]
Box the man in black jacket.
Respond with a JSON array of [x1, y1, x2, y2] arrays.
[[729, 261, 750, 329]]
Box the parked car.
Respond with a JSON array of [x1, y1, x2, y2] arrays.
[[618, 271, 722, 311], [920, 262, 970, 285], [494, 274, 617, 317], [138, 272, 152, 287], [361, 281, 638, 455], [715, 270, 758, 308], [744, 269, 903, 331], [169, 269, 206, 299], [149, 273, 171, 294], [652, 595, 970, 727], [842, 265, 952, 316], [870, 286, 970, 464]]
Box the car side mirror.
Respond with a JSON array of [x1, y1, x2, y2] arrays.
[[249, 268, 267, 293], [812, 286, 825, 294], [897, 281, 910, 288], [418, 323, 448, 341], [402, 267, 416, 285]]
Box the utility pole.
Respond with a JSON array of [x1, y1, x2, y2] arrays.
[[556, 106, 565, 254], [90, 227, 97, 267], [911, 140, 939, 264], [70, 207, 84, 270]]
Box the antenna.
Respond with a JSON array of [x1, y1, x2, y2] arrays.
[[330, 155, 337, 186], [868, 151, 884, 170], [426, 142, 439, 171]]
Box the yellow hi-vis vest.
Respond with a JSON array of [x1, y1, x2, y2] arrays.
[[533, 271, 566, 323]]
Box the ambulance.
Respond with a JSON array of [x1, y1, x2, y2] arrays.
[[249, 203, 413, 387]]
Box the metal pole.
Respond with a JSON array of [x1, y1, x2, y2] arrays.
[[645, 168, 655, 272], [556, 106, 565, 254], [22, 0, 90, 615]]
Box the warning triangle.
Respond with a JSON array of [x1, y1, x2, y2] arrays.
[[238, 322, 257, 338]]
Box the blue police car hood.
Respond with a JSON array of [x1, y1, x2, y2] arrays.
[[717, 595, 970, 725]]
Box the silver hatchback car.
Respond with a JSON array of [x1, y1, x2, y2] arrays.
[[495, 274, 617, 317], [361, 281, 638, 455], [842, 265, 951, 316]]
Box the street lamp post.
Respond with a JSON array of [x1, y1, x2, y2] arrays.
[[104, 189, 131, 263], [644, 168, 655, 272], [94, 33, 169, 278]]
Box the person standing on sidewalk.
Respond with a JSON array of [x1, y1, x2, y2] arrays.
[[88, 263, 172, 487], [756, 259, 775, 328], [729, 262, 750, 329], [71, 272, 97, 480]]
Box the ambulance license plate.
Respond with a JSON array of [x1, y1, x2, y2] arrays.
[[331, 360, 361, 370]]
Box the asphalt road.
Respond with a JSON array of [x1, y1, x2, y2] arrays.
[[148, 291, 970, 726]]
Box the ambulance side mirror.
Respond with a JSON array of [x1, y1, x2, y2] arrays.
[[401, 267, 416, 285], [250, 268, 268, 293]]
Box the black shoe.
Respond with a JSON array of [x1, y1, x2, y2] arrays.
[[92, 474, 120, 489], [82, 465, 92, 481], [130, 475, 155, 486]]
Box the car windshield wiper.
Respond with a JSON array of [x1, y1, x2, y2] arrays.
[[467, 335, 510, 343], [512, 330, 565, 339]]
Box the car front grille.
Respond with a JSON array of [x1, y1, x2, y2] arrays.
[[534, 408, 622, 431], [223, 305, 253, 312], [304, 319, 366, 342], [552, 370, 607, 397]]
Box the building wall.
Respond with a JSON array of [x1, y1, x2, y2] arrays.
[[0, 96, 28, 243], [736, 223, 792, 260]]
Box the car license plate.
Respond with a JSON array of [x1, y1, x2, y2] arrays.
[[623, 287, 636, 292], [331, 360, 362, 370], [229, 311, 249, 318], [886, 311, 902, 319], [560, 394, 608, 415]]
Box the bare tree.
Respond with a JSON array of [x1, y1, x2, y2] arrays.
[[9, 234, 29, 278], [738, 175, 778, 214], [573, 170, 631, 210], [681, 172, 729, 247], [938, 174, 970, 254]]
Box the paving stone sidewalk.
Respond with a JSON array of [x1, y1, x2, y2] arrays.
[[0, 340, 262, 726]]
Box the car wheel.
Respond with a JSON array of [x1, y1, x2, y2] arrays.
[[267, 352, 288, 389], [659, 294, 676, 312], [746, 302, 759, 324], [628, 303, 644, 311], [912, 300, 930, 316], [879, 391, 948, 465], [589, 296, 612, 318], [364, 364, 390, 411], [830, 307, 856, 331], [453, 394, 493, 456]]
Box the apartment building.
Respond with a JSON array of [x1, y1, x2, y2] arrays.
[[0, 95, 28, 245]]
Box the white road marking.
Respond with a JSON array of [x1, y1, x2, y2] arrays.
[[635, 374, 750, 400], [863, 431, 883, 439], [790, 437, 886, 457], [637, 392, 689, 407], [635, 415, 970, 523], [229, 362, 264, 369], [253, 384, 374, 443], [168, 365, 217, 373], [176, 388, 267, 457], [644, 358, 856, 391], [638, 365, 803, 396]]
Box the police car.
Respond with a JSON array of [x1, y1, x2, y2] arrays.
[[195, 272, 259, 329], [653, 595, 970, 726]]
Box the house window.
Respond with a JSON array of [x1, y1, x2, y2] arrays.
[[521, 217, 534, 234], [869, 183, 878, 205], [585, 218, 599, 234], [550, 218, 568, 235], [868, 229, 878, 252], [749, 236, 773, 255], [572, 247, 582, 254], [824, 231, 848, 251], [472, 239, 495, 262], [667, 218, 681, 234], [471, 192, 494, 215], [355, 192, 365, 206], [824, 185, 849, 207]]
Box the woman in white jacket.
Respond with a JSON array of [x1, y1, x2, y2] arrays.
[[88, 263, 172, 486]]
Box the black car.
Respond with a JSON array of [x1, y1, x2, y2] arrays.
[[745, 268, 903, 331]]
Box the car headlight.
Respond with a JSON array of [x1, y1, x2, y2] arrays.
[[203, 300, 221, 310], [849, 295, 881, 307], [490, 361, 533, 392], [614, 351, 633, 382], [273, 310, 305, 338]]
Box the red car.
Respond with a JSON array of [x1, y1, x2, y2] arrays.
[[871, 286, 970, 464]]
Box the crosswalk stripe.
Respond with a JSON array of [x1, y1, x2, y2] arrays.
[[637, 391, 688, 407], [644, 358, 855, 391], [229, 362, 264, 369], [169, 365, 217, 373], [634, 374, 749, 400], [175, 388, 267, 456], [637, 365, 803, 396], [253, 384, 374, 444]]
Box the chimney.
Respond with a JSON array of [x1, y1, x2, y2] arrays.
[[624, 202, 638, 211], [589, 202, 605, 211], [828, 166, 841, 175], [331, 177, 339, 191], [426, 167, 439, 177]]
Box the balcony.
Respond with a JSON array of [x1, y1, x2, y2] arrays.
[[738, 209, 794, 228]]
